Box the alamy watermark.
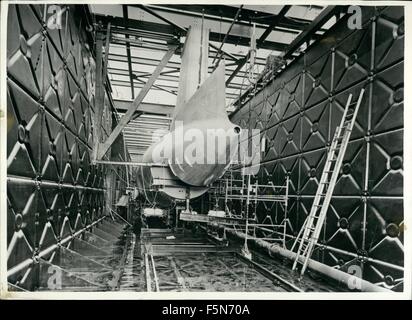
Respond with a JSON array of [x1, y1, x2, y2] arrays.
[[47, 265, 62, 290]]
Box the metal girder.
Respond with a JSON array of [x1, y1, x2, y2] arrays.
[[101, 14, 287, 53], [107, 58, 264, 79], [110, 79, 241, 99], [122, 5, 135, 99], [111, 36, 170, 52], [229, 7, 342, 113], [135, 4, 187, 34], [133, 5, 240, 61], [209, 31, 287, 52], [256, 5, 291, 48], [212, 5, 243, 66], [150, 4, 313, 31], [134, 77, 177, 96], [114, 100, 174, 116], [94, 160, 167, 167], [282, 6, 340, 59], [133, 69, 180, 79], [103, 22, 111, 87], [97, 46, 177, 160], [92, 32, 104, 162], [110, 80, 178, 93], [225, 5, 291, 87]]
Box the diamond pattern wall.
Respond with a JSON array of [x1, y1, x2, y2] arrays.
[[231, 6, 404, 290], [6, 4, 124, 290]]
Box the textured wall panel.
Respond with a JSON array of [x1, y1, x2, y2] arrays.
[[6, 4, 126, 290], [230, 6, 404, 290]]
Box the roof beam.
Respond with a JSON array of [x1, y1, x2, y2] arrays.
[[257, 5, 291, 48], [134, 77, 177, 96], [209, 32, 287, 52], [283, 6, 340, 59], [150, 5, 312, 30], [225, 5, 291, 87], [230, 7, 342, 113], [112, 80, 241, 98], [96, 13, 288, 52], [97, 46, 177, 160], [134, 4, 187, 34], [134, 5, 239, 62], [212, 5, 243, 66]]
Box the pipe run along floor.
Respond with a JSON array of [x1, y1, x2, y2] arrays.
[[16, 218, 349, 292]]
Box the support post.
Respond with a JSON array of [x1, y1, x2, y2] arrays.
[[123, 5, 135, 99], [103, 22, 111, 87], [92, 32, 105, 162]]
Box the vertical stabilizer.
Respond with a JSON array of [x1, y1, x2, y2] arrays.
[[174, 24, 209, 118]]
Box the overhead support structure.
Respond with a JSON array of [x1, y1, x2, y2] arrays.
[[229, 6, 341, 112], [149, 4, 318, 31], [256, 5, 291, 48], [134, 4, 239, 62], [282, 6, 341, 59], [92, 30, 104, 162], [96, 45, 177, 160], [122, 5, 135, 99], [225, 5, 291, 87], [212, 5, 243, 67], [134, 76, 177, 96], [114, 100, 174, 116], [103, 22, 111, 86], [135, 4, 187, 36]]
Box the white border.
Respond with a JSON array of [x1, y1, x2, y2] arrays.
[[0, 0, 411, 300]]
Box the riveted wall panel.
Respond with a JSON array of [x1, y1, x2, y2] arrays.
[[6, 4, 127, 290], [231, 6, 404, 290]]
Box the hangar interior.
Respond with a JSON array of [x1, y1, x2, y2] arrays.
[[5, 4, 404, 292]]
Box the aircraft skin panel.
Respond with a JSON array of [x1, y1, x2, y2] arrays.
[[174, 24, 209, 118], [136, 24, 241, 206]]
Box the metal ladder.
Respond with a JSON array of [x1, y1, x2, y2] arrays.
[[291, 88, 365, 276]]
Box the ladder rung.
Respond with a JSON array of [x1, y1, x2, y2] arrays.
[[292, 90, 364, 276]]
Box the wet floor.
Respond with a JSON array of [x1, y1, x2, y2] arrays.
[[32, 221, 347, 292]]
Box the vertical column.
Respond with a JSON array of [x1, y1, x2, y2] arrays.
[[92, 31, 104, 162]]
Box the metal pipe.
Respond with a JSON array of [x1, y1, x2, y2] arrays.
[[236, 227, 404, 272], [225, 228, 391, 292], [94, 160, 167, 167], [7, 216, 107, 278], [7, 176, 105, 192]]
